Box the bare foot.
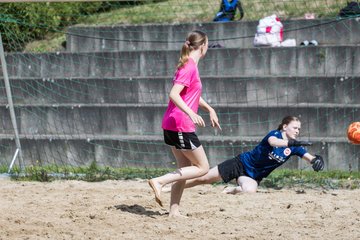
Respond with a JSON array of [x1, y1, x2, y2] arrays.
[[222, 186, 242, 194], [148, 179, 163, 207]]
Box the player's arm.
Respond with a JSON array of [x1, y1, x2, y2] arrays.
[[268, 136, 288, 147], [302, 153, 314, 164], [199, 97, 221, 130], [268, 136, 312, 148], [302, 153, 325, 172], [169, 84, 205, 127]]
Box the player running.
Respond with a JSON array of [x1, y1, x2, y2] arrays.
[[148, 30, 221, 217]]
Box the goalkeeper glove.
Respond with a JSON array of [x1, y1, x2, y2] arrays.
[[310, 155, 324, 172]]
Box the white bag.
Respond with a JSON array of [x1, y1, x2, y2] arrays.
[[254, 14, 283, 47], [254, 33, 281, 47]]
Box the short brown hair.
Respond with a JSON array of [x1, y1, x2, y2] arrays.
[[277, 116, 300, 131]]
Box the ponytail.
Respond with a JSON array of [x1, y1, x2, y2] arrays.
[[177, 30, 207, 69], [177, 43, 191, 69]]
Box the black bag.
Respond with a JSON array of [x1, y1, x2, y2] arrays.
[[213, 0, 244, 22], [338, 1, 360, 17]]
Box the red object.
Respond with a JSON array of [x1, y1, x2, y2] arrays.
[[347, 122, 360, 144], [266, 26, 272, 33]]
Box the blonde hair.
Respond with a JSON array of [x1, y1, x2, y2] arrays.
[[177, 30, 208, 69], [277, 116, 300, 131]]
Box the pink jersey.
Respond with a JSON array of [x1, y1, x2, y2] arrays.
[[162, 58, 202, 132]]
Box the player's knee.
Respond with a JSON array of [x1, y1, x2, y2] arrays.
[[198, 162, 210, 176]]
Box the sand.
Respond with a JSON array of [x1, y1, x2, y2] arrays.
[[0, 179, 359, 240]]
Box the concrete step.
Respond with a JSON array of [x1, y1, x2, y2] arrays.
[[0, 105, 358, 137], [4, 46, 360, 78], [66, 18, 360, 52], [0, 133, 348, 142], [0, 136, 358, 171], [1, 76, 359, 105]]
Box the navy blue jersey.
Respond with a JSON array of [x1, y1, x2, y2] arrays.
[[240, 130, 307, 181]]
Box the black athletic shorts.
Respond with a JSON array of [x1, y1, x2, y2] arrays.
[[163, 130, 201, 150], [218, 155, 251, 183]]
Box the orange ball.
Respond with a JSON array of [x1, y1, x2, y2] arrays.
[[347, 122, 360, 144]]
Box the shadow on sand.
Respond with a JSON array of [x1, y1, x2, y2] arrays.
[[114, 204, 165, 218]]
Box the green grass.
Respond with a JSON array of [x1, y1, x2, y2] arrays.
[[70, 0, 348, 25], [24, 32, 66, 53], [6, 161, 172, 182], [4, 163, 360, 190], [0, 165, 8, 173], [261, 169, 360, 190], [24, 0, 349, 52]]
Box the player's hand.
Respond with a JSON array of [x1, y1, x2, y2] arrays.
[[288, 139, 312, 147], [189, 112, 205, 127], [209, 109, 222, 130], [310, 155, 324, 172]]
